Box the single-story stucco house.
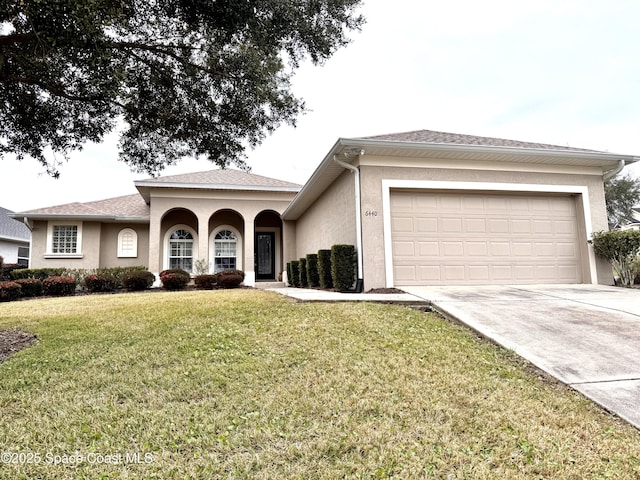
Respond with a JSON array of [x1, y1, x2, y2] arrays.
[[0, 206, 31, 267], [11, 130, 638, 289]]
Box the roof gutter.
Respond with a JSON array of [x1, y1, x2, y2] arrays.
[[333, 150, 364, 293], [603, 159, 626, 181]]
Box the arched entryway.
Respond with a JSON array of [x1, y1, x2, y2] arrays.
[[160, 208, 199, 273], [209, 209, 244, 273], [255, 210, 283, 281]]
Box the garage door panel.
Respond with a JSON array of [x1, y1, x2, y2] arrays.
[[391, 217, 414, 232], [417, 218, 438, 232], [391, 191, 582, 285]]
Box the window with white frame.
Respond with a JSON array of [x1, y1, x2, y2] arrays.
[[214, 229, 237, 272], [17, 246, 29, 266], [52, 225, 78, 254], [117, 228, 138, 258], [169, 229, 194, 272]]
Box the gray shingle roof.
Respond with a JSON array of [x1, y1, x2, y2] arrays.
[[18, 194, 149, 218], [0, 207, 31, 240], [137, 168, 302, 189], [362, 129, 602, 153]]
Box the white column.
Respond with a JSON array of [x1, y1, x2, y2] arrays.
[[243, 216, 255, 286]]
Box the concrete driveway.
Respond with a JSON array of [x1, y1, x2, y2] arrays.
[[401, 284, 640, 429]]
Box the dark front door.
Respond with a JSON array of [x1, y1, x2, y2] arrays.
[[255, 232, 276, 280]]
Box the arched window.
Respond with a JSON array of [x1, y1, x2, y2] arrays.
[[169, 229, 194, 272], [214, 229, 237, 272], [117, 228, 138, 258]]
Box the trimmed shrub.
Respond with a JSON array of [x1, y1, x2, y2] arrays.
[[590, 230, 640, 286], [96, 266, 148, 289], [216, 269, 245, 289], [0, 281, 22, 302], [299, 257, 308, 287], [122, 271, 155, 291], [15, 278, 43, 297], [286, 262, 292, 286], [290, 260, 300, 287], [317, 249, 333, 289], [160, 269, 191, 290], [43, 276, 77, 296], [194, 274, 217, 290], [84, 274, 117, 293], [11, 268, 66, 281], [306, 253, 319, 287], [331, 244, 356, 291]]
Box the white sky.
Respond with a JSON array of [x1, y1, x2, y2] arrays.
[[2, 0, 640, 212]]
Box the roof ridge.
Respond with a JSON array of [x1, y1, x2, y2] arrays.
[[359, 129, 603, 154]]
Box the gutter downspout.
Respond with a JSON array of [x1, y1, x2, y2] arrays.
[[333, 151, 364, 292], [603, 159, 625, 181]]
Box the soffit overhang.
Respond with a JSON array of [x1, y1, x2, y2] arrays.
[[282, 138, 639, 220]]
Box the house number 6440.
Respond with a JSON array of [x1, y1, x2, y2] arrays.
[[364, 210, 378, 217]]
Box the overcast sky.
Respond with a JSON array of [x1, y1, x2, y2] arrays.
[[3, 0, 640, 212]]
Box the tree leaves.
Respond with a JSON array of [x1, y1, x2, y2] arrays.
[[0, 0, 364, 176], [604, 174, 640, 228]]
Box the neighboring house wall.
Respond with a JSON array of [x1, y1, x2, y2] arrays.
[[357, 156, 611, 288], [99, 223, 150, 268], [0, 239, 29, 264], [293, 170, 357, 260]]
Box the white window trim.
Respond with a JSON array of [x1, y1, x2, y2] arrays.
[[117, 228, 138, 258], [163, 224, 198, 273], [210, 225, 242, 273], [44, 221, 83, 259], [381, 179, 595, 287]]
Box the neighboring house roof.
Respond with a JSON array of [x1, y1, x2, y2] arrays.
[[15, 194, 150, 222], [135, 168, 302, 203], [283, 129, 640, 220], [0, 207, 31, 242]]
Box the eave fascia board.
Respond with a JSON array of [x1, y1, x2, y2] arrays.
[[15, 214, 150, 223], [0, 234, 30, 243], [133, 181, 301, 193], [349, 138, 640, 165]]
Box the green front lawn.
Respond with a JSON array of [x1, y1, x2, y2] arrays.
[[0, 290, 639, 479]]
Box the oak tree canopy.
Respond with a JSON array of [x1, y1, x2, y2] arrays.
[[0, 0, 363, 176]]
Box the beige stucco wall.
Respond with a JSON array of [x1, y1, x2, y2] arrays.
[[292, 170, 357, 261], [147, 189, 296, 283], [356, 156, 611, 289], [29, 220, 102, 270], [99, 223, 150, 268]]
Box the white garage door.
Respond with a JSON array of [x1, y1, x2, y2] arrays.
[[391, 191, 583, 285]]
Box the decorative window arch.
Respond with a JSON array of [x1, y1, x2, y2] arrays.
[[210, 225, 242, 273], [164, 225, 198, 273], [117, 228, 138, 258]]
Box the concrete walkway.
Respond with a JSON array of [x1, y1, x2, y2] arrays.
[[266, 287, 426, 304], [267, 284, 640, 429], [402, 284, 640, 429]]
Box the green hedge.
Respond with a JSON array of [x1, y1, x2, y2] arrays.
[[306, 253, 319, 287], [290, 260, 300, 287], [299, 257, 308, 287], [317, 249, 333, 289], [11, 268, 66, 281], [331, 244, 356, 291]]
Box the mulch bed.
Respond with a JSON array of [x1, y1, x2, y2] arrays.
[[0, 329, 38, 364]]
